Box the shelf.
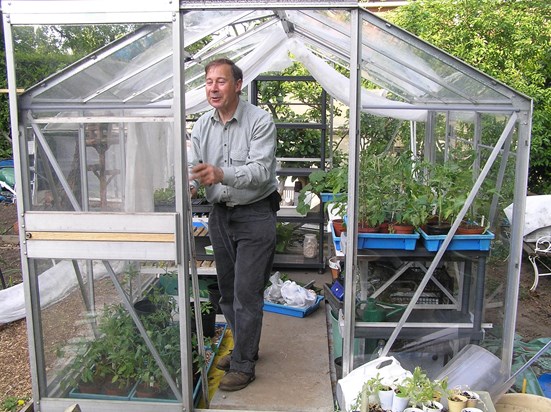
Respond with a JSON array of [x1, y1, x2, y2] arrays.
[[276, 167, 316, 177], [276, 211, 322, 223], [352, 309, 491, 340]]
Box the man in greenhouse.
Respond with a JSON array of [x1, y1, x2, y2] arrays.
[[189, 58, 280, 391]]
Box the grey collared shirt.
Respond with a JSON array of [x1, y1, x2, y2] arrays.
[[189, 99, 278, 206]]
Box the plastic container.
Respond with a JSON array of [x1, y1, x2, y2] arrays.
[[419, 228, 495, 252], [495, 393, 551, 412], [263, 295, 323, 318], [435, 344, 508, 399], [303, 234, 318, 258]]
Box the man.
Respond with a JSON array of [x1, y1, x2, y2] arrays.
[[189, 58, 279, 391]]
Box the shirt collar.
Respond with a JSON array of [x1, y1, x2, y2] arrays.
[[210, 98, 243, 124]]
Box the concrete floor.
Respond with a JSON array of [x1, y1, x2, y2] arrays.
[[207, 269, 336, 412]]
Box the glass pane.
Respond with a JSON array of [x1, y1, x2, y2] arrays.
[[40, 259, 181, 400], [26, 118, 174, 213], [32, 25, 170, 104], [361, 18, 511, 105]]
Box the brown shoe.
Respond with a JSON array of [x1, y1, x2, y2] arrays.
[[216, 352, 259, 372], [216, 354, 231, 371], [219, 371, 255, 391]]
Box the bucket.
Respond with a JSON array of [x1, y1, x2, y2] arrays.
[[329, 309, 363, 360], [495, 393, 551, 412], [435, 344, 508, 399]]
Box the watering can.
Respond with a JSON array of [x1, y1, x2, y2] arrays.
[[358, 298, 405, 322]]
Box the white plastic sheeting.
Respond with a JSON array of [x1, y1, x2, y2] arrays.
[[0, 260, 125, 324], [504, 195, 551, 243], [185, 24, 427, 121]]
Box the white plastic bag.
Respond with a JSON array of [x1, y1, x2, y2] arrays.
[[336, 356, 411, 412], [264, 272, 285, 304], [280, 280, 316, 308]]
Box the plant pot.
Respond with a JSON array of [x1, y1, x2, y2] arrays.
[[328, 257, 341, 281], [457, 223, 486, 235], [192, 306, 217, 338], [207, 282, 223, 314], [424, 222, 451, 235], [134, 382, 168, 399], [378, 388, 394, 410], [103, 379, 133, 397], [358, 223, 380, 233], [391, 223, 415, 234], [461, 391, 480, 407], [447, 394, 468, 412], [134, 299, 157, 317], [379, 221, 391, 233], [332, 219, 346, 237], [422, 400, 443, 412], [77, 378, 105, 395], [392, 393, 410, 412]]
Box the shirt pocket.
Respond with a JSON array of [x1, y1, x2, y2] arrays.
[[230, 149, 248, 166]]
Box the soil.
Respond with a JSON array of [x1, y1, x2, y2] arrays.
[[0, 202, 550, 409]]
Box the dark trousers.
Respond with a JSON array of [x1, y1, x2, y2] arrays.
[[208, 197, 277, 374]]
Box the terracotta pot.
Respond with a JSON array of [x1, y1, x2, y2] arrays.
[[390, 223, 415, 234], [379, 221, 391, 233], [332, 219, 346, 237], [457, 223, 486, 235], [103, 380, 132, 396], [134, 382, 165, 399], [78, 379, 104, 395], [358, 223, 380, 233]]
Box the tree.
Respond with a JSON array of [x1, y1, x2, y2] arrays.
[[388, 0, 551, 194]]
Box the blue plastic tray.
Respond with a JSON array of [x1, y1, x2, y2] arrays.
[[419, 228, 495, 252], [330, 220, 419, 251], [263, 295, 323, 318], [538, 373, 551, 398]]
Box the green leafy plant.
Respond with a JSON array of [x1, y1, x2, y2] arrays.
[[296, 167, 348, 215], [154, 176, 175, 205], [275, 222, 297, 253]]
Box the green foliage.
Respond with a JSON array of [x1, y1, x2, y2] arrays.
[[154, 176, 176, 205], [296, 166, 348, 215], [389, 0, 551, 194], [0, 396, 29, 412], [275, 222, 297, 253]]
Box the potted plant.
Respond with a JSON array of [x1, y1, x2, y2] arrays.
[[154, 176, 176, 211], [296, 166, 348, 215], [350, 373, 389, 412]]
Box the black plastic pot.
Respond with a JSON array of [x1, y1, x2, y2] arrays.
[[207, 282, 223, 314]]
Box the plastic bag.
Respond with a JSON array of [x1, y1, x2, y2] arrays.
[[281, 280, 316, 308], [263, 272, 317, 308], [336, 356, 411, 412], [264, 272, 285, 304]]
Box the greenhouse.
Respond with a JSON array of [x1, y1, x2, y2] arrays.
[[2, 1, 533, 411]]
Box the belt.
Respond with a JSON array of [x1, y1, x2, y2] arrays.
[[215, 201, 241, 209]]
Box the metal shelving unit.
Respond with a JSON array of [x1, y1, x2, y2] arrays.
[[251, 75, 329, 272]]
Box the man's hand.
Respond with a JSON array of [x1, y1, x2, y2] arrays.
[[190, 162, 224, 186]]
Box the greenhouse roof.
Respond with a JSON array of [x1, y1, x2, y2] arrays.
[[17, 4, 530, 121]]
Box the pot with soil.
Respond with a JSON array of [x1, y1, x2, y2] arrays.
[[456, 222, 486, 235]]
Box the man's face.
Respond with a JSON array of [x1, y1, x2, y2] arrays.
[[205, 63, 242, 112]]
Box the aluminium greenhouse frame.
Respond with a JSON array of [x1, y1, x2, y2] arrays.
[[1, 1, 532, 411]]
